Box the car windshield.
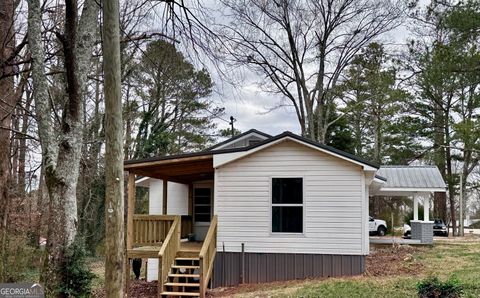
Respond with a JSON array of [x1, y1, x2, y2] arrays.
[[434, 219, 443, 224]]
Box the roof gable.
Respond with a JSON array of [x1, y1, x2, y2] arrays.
[[208, 129, 271, 151], [213, 131, 379, 170]]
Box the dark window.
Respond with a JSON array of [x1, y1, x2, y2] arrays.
[[272, 178, 303, 233], [194, 188, 211, 222]]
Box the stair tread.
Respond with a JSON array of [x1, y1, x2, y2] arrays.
[[161, 291, 199, 297], [165, 282, 200, 287], [175, 257, 199, 261], [169, 273, 200, 278], [172, 265, 199, 269]]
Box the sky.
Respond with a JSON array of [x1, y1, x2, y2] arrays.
[[204, 3, 414, 139]]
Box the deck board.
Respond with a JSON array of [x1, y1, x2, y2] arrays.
[[127, 241, 202, 259]]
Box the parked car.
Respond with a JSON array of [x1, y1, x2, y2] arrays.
[[433, 219, 448, 237], [369, 216, 388, 236]]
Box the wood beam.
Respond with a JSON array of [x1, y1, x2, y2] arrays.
[[162, 179, 168, 215], [127, 172, 135, 250], [124, 155, 213, 169]]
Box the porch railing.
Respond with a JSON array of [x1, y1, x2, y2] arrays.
[[199, 215, 218, 298], [131, 215, 177, 247], [158, 215, 181, 294]]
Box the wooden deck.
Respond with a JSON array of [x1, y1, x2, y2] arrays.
[[128, 241, 203, 258]]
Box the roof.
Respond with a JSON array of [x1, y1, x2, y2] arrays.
[[376, 165, 447, 190], [125, 130, 379, 169], [207, 129, 272, 151]]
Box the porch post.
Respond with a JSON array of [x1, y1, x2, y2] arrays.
[[126, 172, 135, 294], [413, 195, 418, 221], [162, 179, 168, 214], [424, 195, 430, 222], [127, 172, 136, 250]]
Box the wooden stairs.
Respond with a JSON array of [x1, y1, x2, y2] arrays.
[[158, 216, 217, 298], [160, 256, 201, 297]]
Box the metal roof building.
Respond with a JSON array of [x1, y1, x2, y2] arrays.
[[370, 165, 447, 197]]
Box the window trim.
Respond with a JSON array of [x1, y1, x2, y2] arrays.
[[269, 176, 305, 236]]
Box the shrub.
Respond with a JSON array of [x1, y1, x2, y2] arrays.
[[417, 276, 463, 298], [58, 238, 96, 297]]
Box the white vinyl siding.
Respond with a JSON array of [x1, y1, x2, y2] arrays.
[[147, 179, 188, 281], [148, 179, 189, 215], [214, 140, 366, 255]]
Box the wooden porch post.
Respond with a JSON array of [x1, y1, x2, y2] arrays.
[[162, 179, 168, 215], [126, 172, 135, 294], [127, 172, 136, 249]]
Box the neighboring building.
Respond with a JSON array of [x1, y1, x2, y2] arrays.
[[124, 129, 445, 297]]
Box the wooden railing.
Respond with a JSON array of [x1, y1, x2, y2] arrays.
[[199, 215, 218, 298], [158, 215, 181, 294], [132, 215, 176, 247]]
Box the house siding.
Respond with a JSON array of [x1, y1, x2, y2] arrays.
[[147, 179, 189, 281], [214, 140, 367, 255]]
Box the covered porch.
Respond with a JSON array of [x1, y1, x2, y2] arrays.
[[124, 153, 218, 297]]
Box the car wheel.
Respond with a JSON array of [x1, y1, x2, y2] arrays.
[[377, 226, 387, 236]]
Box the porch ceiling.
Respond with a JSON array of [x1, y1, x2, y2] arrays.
[[125, 154, 214, 183]]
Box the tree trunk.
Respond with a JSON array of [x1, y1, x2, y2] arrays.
[[103, 0, 125, 295], [27, 0, 99, 292], [0, 0, 15, 282]]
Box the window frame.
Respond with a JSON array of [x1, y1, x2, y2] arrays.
[[269, 176, 305, 236]]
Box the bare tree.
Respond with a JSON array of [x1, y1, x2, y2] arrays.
[[27, 0, 99, 291], [218, 0, 403, 142], [0, 0, 16, 282]]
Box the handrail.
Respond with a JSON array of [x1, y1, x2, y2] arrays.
[[157, 215, 181, 294], [131, 214, 175, 247], [199, 215, 218, 298]]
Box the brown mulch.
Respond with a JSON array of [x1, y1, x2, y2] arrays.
[[93, 280, 158, 298], [365, 245, 427, 277], [93, 245, 428, 297]]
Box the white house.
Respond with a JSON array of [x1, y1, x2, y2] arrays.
[[124, 129, 444, 297]]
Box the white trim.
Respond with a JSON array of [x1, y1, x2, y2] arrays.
[[361, 173, 366, 254], [378, 187, 446, 193], [269, 176, 305, 236], [213, 132, 270, 150], [135, 176, 150, 187], [214, 136, 378, 171]]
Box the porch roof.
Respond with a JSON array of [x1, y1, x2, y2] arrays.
[[125, 153, 214, 183], [370, 165, 447, 197]]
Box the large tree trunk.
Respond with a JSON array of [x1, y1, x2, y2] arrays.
[[103, 0, 125, 294], [0, 0, 15, 282], [27, 0, 99, 292]]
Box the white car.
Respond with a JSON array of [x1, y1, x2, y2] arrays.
[[403, 224, 411, 238], [369, 216, 388, 236]]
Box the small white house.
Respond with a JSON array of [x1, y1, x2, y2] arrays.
[[126, 129, 382, 295]]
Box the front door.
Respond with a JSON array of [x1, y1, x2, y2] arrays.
[[193, 182, 213, 241]]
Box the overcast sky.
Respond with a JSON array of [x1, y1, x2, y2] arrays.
[[204, 3, 416, 139]]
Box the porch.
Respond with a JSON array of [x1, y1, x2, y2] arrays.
[[125, 153, 218, 297]]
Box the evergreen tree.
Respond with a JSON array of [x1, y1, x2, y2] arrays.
[[131, 41, 219, 158], [341, 43, 415, 164]]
